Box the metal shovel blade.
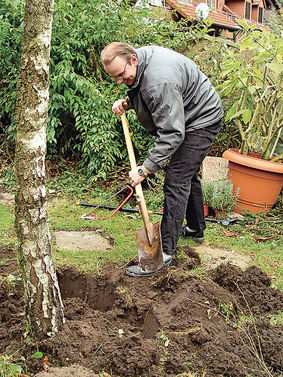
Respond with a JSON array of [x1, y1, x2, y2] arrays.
[[136, 221, 164, 272]]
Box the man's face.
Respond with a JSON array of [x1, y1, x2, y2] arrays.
[[105, 55, 137, 86]]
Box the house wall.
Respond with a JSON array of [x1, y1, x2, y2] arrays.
[[251, 5, 258, 20], [225, 0, 247, 18], [225, 0, 265, 21], [217, 0, 225, 10], [258, 0, 265, 9], [221, 29, 235, 39], [252, 0, 265, 22]]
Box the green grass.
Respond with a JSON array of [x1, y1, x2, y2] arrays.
[[0, 164, 282, 288], [49, 196, 150, 272], [0, 205, 16, 247]]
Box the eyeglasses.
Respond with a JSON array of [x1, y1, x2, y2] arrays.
[[107, 57, 129, 81], [110, 60, 128, 80]]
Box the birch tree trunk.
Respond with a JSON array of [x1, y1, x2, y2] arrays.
[[14, 0, 64, 338]]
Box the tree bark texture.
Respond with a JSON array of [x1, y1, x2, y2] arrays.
[[14, 0, 64, 338]]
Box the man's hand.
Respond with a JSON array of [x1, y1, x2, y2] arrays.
[[129, 165, 150, 187], [112, 97, 131, 115]]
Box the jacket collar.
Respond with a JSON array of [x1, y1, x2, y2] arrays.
[[129, 49, 146, 90]]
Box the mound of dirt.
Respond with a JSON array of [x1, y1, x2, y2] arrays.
[[0, 246, 282, 377]]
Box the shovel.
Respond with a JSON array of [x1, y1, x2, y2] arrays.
[[120, 113, 163, 273]]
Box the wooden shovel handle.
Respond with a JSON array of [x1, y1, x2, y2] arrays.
[[120, 113, 151, 230]]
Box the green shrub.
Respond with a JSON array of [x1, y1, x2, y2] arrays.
[[201, 179, 215, 206], [0, 0, 222, 178], [218, 21, 283, 159], [207, 178, 239, 212], [0, 0, 23, 137]]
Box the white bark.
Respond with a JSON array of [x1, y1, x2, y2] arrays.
[[15, 0, 64, 339]]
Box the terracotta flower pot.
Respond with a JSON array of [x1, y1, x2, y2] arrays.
[[204, 205, 209, 216], [222, 149, 283, 214], [249, 151, 262, 159]]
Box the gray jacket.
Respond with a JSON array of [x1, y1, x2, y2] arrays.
[[127, 46, 223, 173]]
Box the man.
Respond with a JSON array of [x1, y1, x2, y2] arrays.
[[101, 42, 223, 277]]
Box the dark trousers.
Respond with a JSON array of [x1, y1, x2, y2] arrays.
[[161, 120, 221, 255]]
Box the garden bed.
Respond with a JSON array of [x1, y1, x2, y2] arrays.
[[1, 246, 282, 377]]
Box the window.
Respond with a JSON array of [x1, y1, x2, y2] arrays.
[[245, 1, 251, 19], [258, 7, 263, 23], [207, 0, 215, 9]]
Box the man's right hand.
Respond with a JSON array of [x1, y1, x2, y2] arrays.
[[112, 97, 131, 115]]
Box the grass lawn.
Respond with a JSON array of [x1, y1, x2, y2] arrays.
[[0, 165, 282, 289]]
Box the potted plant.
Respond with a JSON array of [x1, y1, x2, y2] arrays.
[[219, 21, 283, 213], [207, 179, 239, 217], [201, 179, 214, 215]]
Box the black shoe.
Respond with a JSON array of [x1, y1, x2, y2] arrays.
[[126, 264, 161, 278], [163, 252, 173, 267], [182, 226, 204, 243], [126, 255, 173, 278]]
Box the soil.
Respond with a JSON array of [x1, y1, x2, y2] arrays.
[[0, 183, 14, 206], [0, 181, 282, 376], [53, 231, 113, 252], [1, 246, 282, 377]]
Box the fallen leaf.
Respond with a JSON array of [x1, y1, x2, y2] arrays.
[[254, 237, 273, 242], [247, 217, 259, 229], [43, 356, 49, 371], [223, 228, 237, 238]]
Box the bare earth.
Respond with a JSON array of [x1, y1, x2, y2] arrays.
[[54, 230, 113, 252], [34, 364, 98, 377], [1, 245, 282, 377], [1, 185, 282, 377]]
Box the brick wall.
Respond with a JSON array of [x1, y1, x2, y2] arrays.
[[225, 0, 246, 18], [251, 5, 258, 21]]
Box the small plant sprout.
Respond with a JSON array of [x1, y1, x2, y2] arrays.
[[207, 308, 212, 320], [0, 354, 25, 377], [0, 274, 21, 296], [31, 352, 43, 359], [116, 286, 133, 308], [159, 330, 170, 347], [118, 329, 124, 338], [219, 301, 234, 323], [268, 311, 283, 326]]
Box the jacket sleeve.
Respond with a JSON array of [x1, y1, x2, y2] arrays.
[[142, 82, 185, 173]]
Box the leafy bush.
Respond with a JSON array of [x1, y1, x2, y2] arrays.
[[185, 37, 242, 155], [0, 0, 223, 178], [218, 20, 283, 159], [201, 179, 215, 206], [0, 0, 23, 137]]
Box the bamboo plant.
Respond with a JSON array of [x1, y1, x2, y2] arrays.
[[219, 20, 283, 161]]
